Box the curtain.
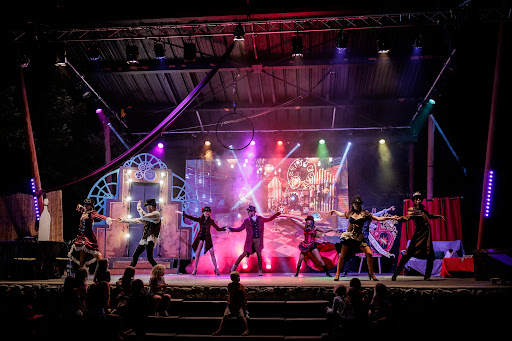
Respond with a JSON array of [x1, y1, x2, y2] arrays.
[[398, 197, 463, 259]]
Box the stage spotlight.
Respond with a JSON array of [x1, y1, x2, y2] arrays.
[[413, 34, 423, 49], [154, 42, 166, 59], [250, 140, 256, 146], [242, 263, 248, 269], [55, 49, 67, 66], [265, 263, 272, 270], [96, 108, 103, 114], [377, 37, 390, 54], [277, 140, 284, 146], [157, 142, 164, 149], [87, 43, 100, 60], [205, 140, 211, 146], [233, 23, 245, 41], [183, 42, 196, 62], [292, 35, 303, 57], [125, 233, 131, 239], [319, 139, 325, 144], [126, 45, 139, 64], [429, 98, 436, 105], [379, 139, 386, 145], [17, 54, 30, 68], [336, 30, 348, 50]]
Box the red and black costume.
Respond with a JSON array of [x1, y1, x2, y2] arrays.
[[183, 212, 224, 253], [68, 199, 110, 267]]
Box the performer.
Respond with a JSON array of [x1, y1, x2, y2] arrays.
[[330, 195, 398, 281], [118, 199, 161, 268], [68, 198, 112, 269], [288, 215, 333, 277], [228, 205, 281, 276], [179, 206, 225, 275], [391, 191, 445, 281]]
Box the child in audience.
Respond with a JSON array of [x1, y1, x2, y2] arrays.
[[148, 264, 171, 316], [212, 271, 249, 336], [93, 258, 111, 283]]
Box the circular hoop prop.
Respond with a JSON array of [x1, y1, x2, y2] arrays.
[[215, 111, 255, 151]]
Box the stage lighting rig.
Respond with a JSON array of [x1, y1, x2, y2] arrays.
[[87, 43, 100, 60], [292, 35, 303, 57], [336, 30, 348, 50], [126, 45, 139, 64], [233, 23, 245, 41], [154, 42, 166, 59]]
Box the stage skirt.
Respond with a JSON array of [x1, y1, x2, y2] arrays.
[[68, 235, 101, 267], [298, 241, 317, 253], [304, 242, 339, 270]]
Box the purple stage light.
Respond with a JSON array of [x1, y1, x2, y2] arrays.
[[30, 178, 40, 221], [484, 170, 494, 218], [157, 142, 164, 149], [250, 140, 256, 146], [96, 108, 103, 114]]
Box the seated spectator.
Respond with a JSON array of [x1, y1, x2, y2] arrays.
[[148, 264, 171, 316], [127, 278, 149, 337], [113, 266, 135, 316], [212, 271, 249, 336], [368, 283, 392, 330], [93, 258, 111, 284], [324, 284, 354, 339]]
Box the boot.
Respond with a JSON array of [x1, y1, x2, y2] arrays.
[[323, 266, 332, 277]]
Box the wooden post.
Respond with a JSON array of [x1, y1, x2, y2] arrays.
[[19, 67, 43, 215], [477, 21, 504, 250]]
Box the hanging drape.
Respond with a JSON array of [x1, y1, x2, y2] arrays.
[[398, 197, 463, 261], [40, 43, 234, 194]]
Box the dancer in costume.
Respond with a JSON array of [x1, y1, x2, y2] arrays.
[[391, 191, 445, 281], [330, 195, 398, 281], [118, 199, 161, 267], [228, 205, 281, 276], [179, 206, 226, 275], [69, 198, 112, 269], [288, 215, 333, 277]]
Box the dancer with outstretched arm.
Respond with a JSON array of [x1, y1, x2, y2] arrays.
[[179, 206, 225, 275], [392, 191, 445, 281], [69, 198, 113, 269], [330, 195, 398, 281], [118, 199, 161, 268], [227, 205, 281, 276], [288, 215, 333, 277]]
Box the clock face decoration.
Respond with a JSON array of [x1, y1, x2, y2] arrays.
[[287, 158, 317, 190]]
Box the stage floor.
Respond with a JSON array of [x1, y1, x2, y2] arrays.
[[1, 272, 508, 289]]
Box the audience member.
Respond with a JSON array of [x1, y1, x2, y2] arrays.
[[93, 258, 111, 283], [212, 271, 249, 336], [127, 278, 149, 338], [324, 284, 354, 339], [148, 264, 171, 316], [368, 283, 392, 330], [113, 266, 136, 316]]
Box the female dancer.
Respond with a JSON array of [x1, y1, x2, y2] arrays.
[[288, 215, 332, 277], [391, 191, 445, 281], [68, 198, 112, 269], [330, 195, 398, 281], [180, 206, 225, 275]]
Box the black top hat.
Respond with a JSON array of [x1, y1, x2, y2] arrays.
[[246, 205, 256, 212], [144, 199, 157, 207], [305, 215, 315, 222], [412, 191, 424, 199], [201, 206, 212, 212], [351, 195, 363, 204], [83, 198, 96, 206]]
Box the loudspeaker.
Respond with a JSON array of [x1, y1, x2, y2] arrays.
[[473, 248, 512, 281]]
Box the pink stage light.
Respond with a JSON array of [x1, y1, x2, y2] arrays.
[[265, 263, 272, 270], [157, 142, 164, 149], [242, 263, 248, 270], [250, 140, 256, 146], [277, 140, 283, 146], [96, 108, 103, 114]]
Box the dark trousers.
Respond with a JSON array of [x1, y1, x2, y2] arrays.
[[395, 252, 434, 279], [130, 241, 157, 267]]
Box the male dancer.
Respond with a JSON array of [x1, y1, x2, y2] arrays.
[[392, 191, 445, 281], [228, 205, 281, 275], [118, 199, 161, 267]]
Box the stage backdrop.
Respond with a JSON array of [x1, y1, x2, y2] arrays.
[[183, 156, 349, 273], [398, 197, 463, 263]]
